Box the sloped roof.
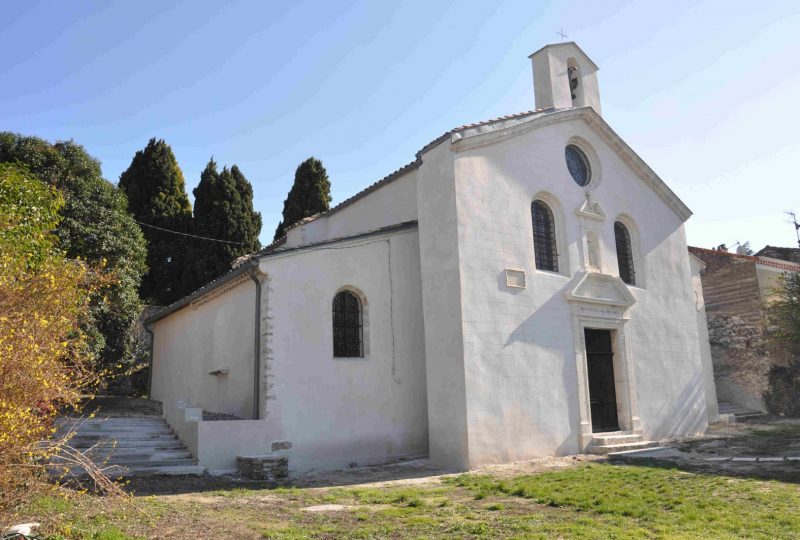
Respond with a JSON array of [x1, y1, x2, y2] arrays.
[[146, 221, 418, 324], [164, 106, 696, 319], [528, 42, 600, 72], [755, 245, 800, 264], [264, 105, 693, 252], [258, 108, 555, 253]]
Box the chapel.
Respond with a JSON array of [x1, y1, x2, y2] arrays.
[[147, 42, 718, 472]]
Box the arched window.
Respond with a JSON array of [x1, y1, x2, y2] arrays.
[[332, 290, 363, 357], [532, 200, 559, 272], [614, 221, 636, 286]]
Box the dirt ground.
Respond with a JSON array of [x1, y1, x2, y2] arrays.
[[125, 454, 608, 497], [127, 416, 800, 496], [11, 411, 800, 539], [73, 397, 800, 493], [67, 396, 163, 418], [615, 416, 800, 483]]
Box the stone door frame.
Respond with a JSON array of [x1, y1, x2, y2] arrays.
[[571, 311, 641, 450]]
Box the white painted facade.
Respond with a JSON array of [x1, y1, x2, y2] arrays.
[[149, 42, 717, 473]]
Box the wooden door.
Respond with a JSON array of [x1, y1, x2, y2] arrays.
[[584, 329, 619, 433]]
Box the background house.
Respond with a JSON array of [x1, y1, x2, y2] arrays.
[[689, 246, 800, 412]]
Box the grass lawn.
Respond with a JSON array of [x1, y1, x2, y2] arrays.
[[11, 462, 800, 539]]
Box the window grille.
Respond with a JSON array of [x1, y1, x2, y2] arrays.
[[332, 290, 363, 357], [532, 200, 559, 272], [614, 221, 636, 286]]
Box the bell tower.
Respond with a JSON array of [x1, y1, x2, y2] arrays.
[[529, 42, 601, 115]]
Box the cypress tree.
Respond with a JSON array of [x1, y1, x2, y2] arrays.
[[119, 138, 192, 305], [273, 157, 331, 241], [183, 159, 262, 291]]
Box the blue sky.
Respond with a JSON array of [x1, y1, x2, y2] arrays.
[[2, 0, 799, 249]]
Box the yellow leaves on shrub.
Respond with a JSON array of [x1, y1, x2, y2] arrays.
[[0, 163, 107, 512]]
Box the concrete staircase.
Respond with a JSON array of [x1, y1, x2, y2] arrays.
[[53, 416, 203, 477], [587, 430, 660, 454], [718, 401, 768, 422]]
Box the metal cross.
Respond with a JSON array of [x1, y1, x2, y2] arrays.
[[557, 28, 568, 42]]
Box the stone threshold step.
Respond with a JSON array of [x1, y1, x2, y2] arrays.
[[592, 432, 643, 446], [588, 441, 660, 455]]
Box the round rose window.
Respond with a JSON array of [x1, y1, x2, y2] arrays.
[[565, 145, 591, 187]]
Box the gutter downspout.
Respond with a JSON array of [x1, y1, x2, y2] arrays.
[[249, 268, 262, 420], [144, 322, 155, 400]]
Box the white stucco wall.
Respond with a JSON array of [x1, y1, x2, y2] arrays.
[[755, 262, 793, 304], [284, 169, 418, 248], [151, 108, 712, 473], [254, 227, 429, 472], [151, 278, 257, 420], [416, 142, 470, 469], [445, 114, 710, 466], [690, 255, 719, 423]]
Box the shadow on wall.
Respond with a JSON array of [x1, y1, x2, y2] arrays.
[[502, 278, 582, 456], [651, 371, 708, 440]]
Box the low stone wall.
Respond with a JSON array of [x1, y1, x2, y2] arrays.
[[237, 455, 288, 481]]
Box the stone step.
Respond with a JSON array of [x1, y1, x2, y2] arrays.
[[103, 449, 192, 462], [52, 414, 196, 477], [64, 425, 174, 434], [57, 417, 167, 425], [718, 402, 760, 411], [68, 440, 185, 450], [734, 411, 767, 417], [66, 432, 179, 441], [717, 402, 768, 422], [64, 423, 172, 431], [719, 405, 754, 413], [53, 450, 193, 463], [588, 440, 660, 455], [97, 457, 198, 468], [591, 432, 643, 446], [110, 464, 204, 477], [53, 464, 205, 478]]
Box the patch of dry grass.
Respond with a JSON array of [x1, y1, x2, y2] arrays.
[[9, 461, 800, 539]]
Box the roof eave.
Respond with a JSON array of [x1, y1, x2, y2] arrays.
[[528, 42, 600, 72], [144, 259, 260, 325], [448, 107, 692, 223]]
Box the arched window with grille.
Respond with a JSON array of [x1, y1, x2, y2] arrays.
[[532, 200, 559, 272], [614, 221, 636, 286], [332, 290, 364, 357]]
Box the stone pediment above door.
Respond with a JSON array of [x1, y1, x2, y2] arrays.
[[564, 271, 636, 317]]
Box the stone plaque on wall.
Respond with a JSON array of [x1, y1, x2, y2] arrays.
[[505, 269, 526, 289]]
